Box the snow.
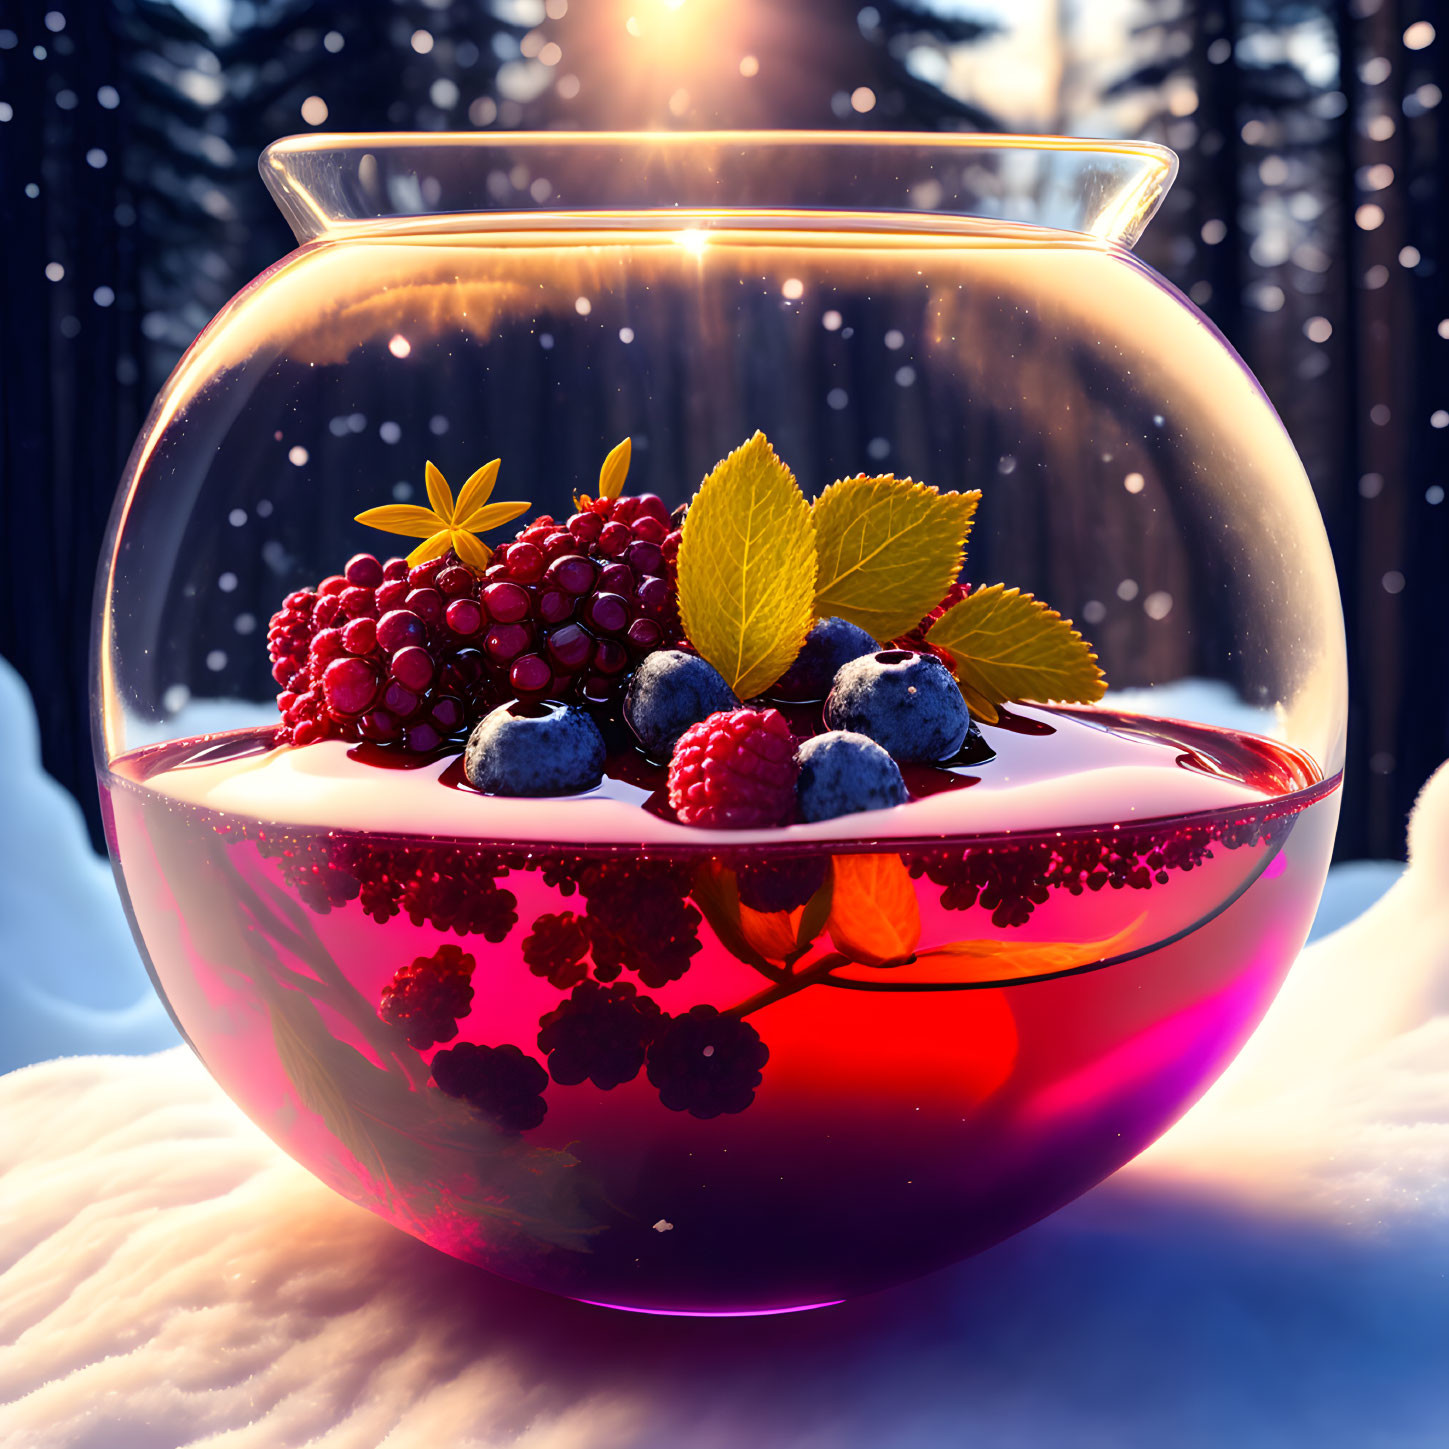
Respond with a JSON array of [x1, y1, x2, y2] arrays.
[[0, 656, 1443, 1445], [0, 658, 177, 1072]]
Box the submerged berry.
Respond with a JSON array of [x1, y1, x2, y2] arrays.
[[537, 980, 663, 1089], [646, 1005, 769, 1118], [522, 910, 592, 988], [431, 1041, 548, 1133], [377, 943, 476, 1049]]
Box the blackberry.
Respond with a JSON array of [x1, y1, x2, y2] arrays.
[[398, 850, 518, 940], [431, 1042, 549, 1133], [349, 843, 518, 941], [254, 830, 361, 914], [522, 911, 592, 988], [646, 1005, 769, 1118], [578, 858, 703, 988], [735, 855, 830, 913], [537, 980, 663, 1089], [377, 943, 476, 1049]]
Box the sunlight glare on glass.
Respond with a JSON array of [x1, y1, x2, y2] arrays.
[[675, 228, 709, 256]]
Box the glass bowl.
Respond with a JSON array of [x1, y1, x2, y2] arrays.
[[95, 134, 1345, 1315]]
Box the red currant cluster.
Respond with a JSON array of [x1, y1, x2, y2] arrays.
[[268, 552, 492, 750], [484, 488, 681, 704], [267, 492, 684, 750]]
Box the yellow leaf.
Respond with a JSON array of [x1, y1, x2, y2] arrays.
[[450, 530, 493, 571], [677, 432, 816, 698], [453, 459, 500, 521], [826, 853, 921, 967], [926, 584, 1106, 725], [406, 531, 455, 566], [424, 460, 454, 521], [598, 437, 631, 500], [907, 917, 1144, 983], [460, 498, 531, 534], [353, 504, 446, 539], [738, 903, 802, 962], [812, 476, 980, 639]]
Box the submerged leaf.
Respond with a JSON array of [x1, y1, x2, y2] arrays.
[[826, 853, 921, 967]]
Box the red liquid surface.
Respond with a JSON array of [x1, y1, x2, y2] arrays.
[[102, 707, 1338, 1313]]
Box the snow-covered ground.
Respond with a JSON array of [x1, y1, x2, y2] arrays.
[[1, 657, 1442, 1446]]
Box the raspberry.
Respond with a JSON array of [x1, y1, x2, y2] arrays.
[[522, 911, 592, 988], [431, 1042, 548, 1133], [646, 1005, 769, 1118], [537, 980, 663, 1089], [667, 708, 799, 828], [378, 943, 476, 1049]]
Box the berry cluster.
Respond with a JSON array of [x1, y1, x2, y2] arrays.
[[646, 1005, 769, 1119], [377, 943, 476, 1049], [537, 980, 662, 1090], [430, 1041, 549, 1134], [268, 552, 493, 750], [480, 491, 681, 706], [539, 856, 704, 988], [910, 806, 1296, 928], [267, 499, 683, 751]]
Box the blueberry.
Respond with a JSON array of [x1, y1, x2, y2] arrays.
[[464, 700, 606, 796], [623, 649, 738, 755], [772, 617, 880, 701], [795, 731, 909, 821], [824, 650, 970, 763]]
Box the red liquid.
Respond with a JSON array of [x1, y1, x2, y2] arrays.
[[101, 707, 1338, 1313]]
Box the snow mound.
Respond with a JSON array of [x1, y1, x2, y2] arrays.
[[0, 657, 176, 1071], [1, 768, 1446, 1447]]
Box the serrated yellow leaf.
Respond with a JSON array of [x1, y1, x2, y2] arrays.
[[812, 476, 980, 639], [826, 853, 921, 967], [598, 437, 631, 500], [927, 584, 1106, 725], [677, 432, 816, 698]]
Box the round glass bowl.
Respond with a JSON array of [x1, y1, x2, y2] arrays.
[[95, 134, 1346, 1314]]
